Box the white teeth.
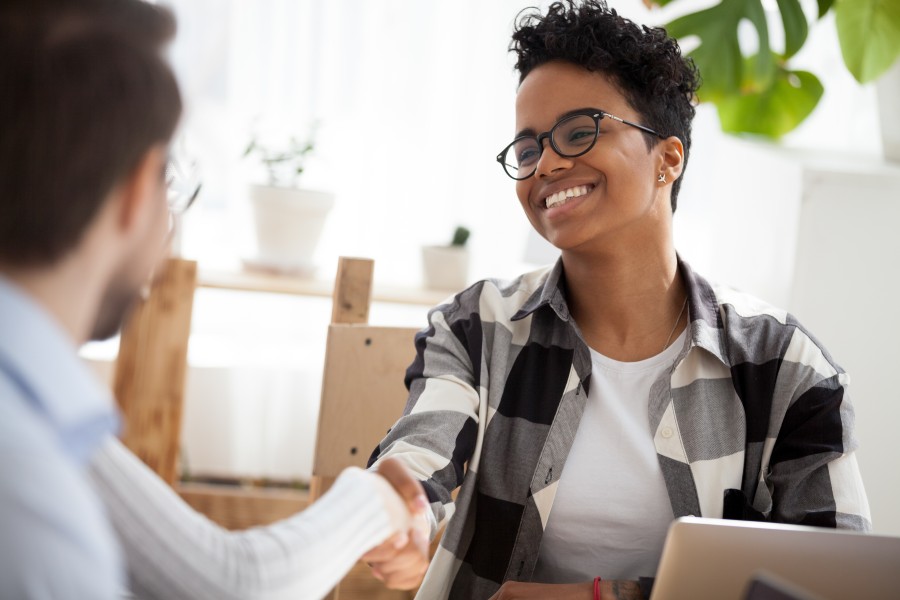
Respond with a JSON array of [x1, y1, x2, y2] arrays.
[[545, 185, 591, 209]]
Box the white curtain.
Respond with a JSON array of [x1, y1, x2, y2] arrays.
[[167, 0, 550, 284]]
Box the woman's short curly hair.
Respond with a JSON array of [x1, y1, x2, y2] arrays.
[[510, 0, 700, 211]]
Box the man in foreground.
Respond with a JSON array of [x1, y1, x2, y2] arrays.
[[0, 2, 427, 597]]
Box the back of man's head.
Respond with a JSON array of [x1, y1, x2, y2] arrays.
[[0, 0, 182, 267]]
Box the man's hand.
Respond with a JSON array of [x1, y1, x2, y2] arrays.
[[363, 458, 432, 589], [375, 457, 430, 518], [488, 580, 642, 600]]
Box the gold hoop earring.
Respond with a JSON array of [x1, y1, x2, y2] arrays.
[[657, 173, 667, 183]]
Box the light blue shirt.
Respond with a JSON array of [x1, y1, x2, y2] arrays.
[[0, 276, 124, 599]]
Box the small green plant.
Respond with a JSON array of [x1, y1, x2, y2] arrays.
[[451, 226, 471, 247], [650, 0, 900, 139], [243, 124, 318, 187]]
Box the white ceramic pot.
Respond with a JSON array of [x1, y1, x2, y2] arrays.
[[250, 185, 334, 274], [877, 60, 900, 163], [421, 245, 470, 291]]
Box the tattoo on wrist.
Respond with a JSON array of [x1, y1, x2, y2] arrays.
[[609, 580, 642, 600]]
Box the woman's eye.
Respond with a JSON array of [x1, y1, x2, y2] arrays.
[[517, 147, 539, 165], [567, 128, 596, 145]]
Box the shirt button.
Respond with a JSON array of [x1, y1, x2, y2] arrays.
[[661, 426, 674, 439]]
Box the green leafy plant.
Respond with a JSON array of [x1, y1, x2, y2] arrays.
[[243, 124, 318, 187], [451, 226, 471, 247], [649, 0, 900, 138]]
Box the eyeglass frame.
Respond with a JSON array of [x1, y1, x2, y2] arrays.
[[164, 156, 201, 239], [165, 156, 201, 216], [496, 108, 666, 181]]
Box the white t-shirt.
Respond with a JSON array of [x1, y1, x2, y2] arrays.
[[532, 330, 685, 583]]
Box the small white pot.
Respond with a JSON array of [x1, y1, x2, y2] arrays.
[[249, 184, 334, 273], [422, 245, 470, 291], [877, 60, 900, 163]]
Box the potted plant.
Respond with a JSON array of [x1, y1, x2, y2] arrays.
[[242, 126, 334, 275], [422, 226, 471, 291], [649, 0, 900, 157]]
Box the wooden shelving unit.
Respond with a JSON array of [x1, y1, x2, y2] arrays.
[[118, 258, 422, 599], [198, 267, 451, 307]]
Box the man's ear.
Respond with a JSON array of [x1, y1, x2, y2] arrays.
[[115, 144, 168, 233], [657, 136, 684, 184]]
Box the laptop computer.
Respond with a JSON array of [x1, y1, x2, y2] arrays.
[[743, 572, 824, 600], [650, 517, 900, 600]]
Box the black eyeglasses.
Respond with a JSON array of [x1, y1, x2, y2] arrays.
[[496, 109, 664, 180]]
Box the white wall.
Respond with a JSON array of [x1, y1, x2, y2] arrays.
[[789, 160, 900, 536]]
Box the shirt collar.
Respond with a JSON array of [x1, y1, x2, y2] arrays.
[[678, 256, 729, 365], [511, 259, 570, 322], [510, 254, 729, 366], [0, 276, 119, 464]]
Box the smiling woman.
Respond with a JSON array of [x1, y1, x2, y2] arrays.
[[364, 2, 871, 599], [510, 63, 685, 261]]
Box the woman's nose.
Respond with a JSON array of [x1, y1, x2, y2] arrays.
[[534, 140, 573, 178]]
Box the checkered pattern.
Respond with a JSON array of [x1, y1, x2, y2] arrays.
[[368, 257, 871, 600]]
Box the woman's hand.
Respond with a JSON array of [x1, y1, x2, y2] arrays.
[[362, 458, 431, 589], [488, 581, 593, 599], [375, 457, 430, 523], [487, 580, 643, 600], [361, 517, 430, 589]]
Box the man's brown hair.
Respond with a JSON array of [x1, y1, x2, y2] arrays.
[[0, 0, 183, 266]]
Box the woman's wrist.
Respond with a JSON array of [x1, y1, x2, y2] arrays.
[[599, 580, 642, 600]]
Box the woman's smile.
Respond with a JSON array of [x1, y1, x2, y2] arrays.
[[543, 183, 595, 209]]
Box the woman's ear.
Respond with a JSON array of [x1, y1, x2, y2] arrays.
[[657, 136, 684, 184]]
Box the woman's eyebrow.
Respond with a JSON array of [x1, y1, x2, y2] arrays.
[[514, 126, 537, 138], [558, 107, 601, 122]]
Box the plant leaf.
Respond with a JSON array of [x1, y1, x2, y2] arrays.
[[715, 68, 823, 138], [744, 0, 776, 87], [775, 0, 809, 59], [836, 0, 900, 83], [816, 0, 836, 18], [451, 226, 470, 247], [666, 3, 743, 101], [666, 0, 773, 102]]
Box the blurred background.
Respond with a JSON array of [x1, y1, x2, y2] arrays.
[[83, 0, 900, 534]]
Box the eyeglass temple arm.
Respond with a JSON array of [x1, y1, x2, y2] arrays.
[[601, 112, 666, 139]]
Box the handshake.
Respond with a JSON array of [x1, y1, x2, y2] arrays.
[[365, 458, 434, 590]]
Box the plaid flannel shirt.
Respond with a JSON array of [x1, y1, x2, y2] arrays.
[[368, 257, 871, 600]]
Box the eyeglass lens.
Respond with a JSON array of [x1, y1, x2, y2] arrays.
[[502, 113, 599, 179], [165, 158, 201, 215]]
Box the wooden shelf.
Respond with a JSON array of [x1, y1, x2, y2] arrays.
[[177, 481, 309, 530], [197, 268, 451, 307]]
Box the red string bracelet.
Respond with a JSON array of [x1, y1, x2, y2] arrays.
[[593, 576, 602, 600]]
